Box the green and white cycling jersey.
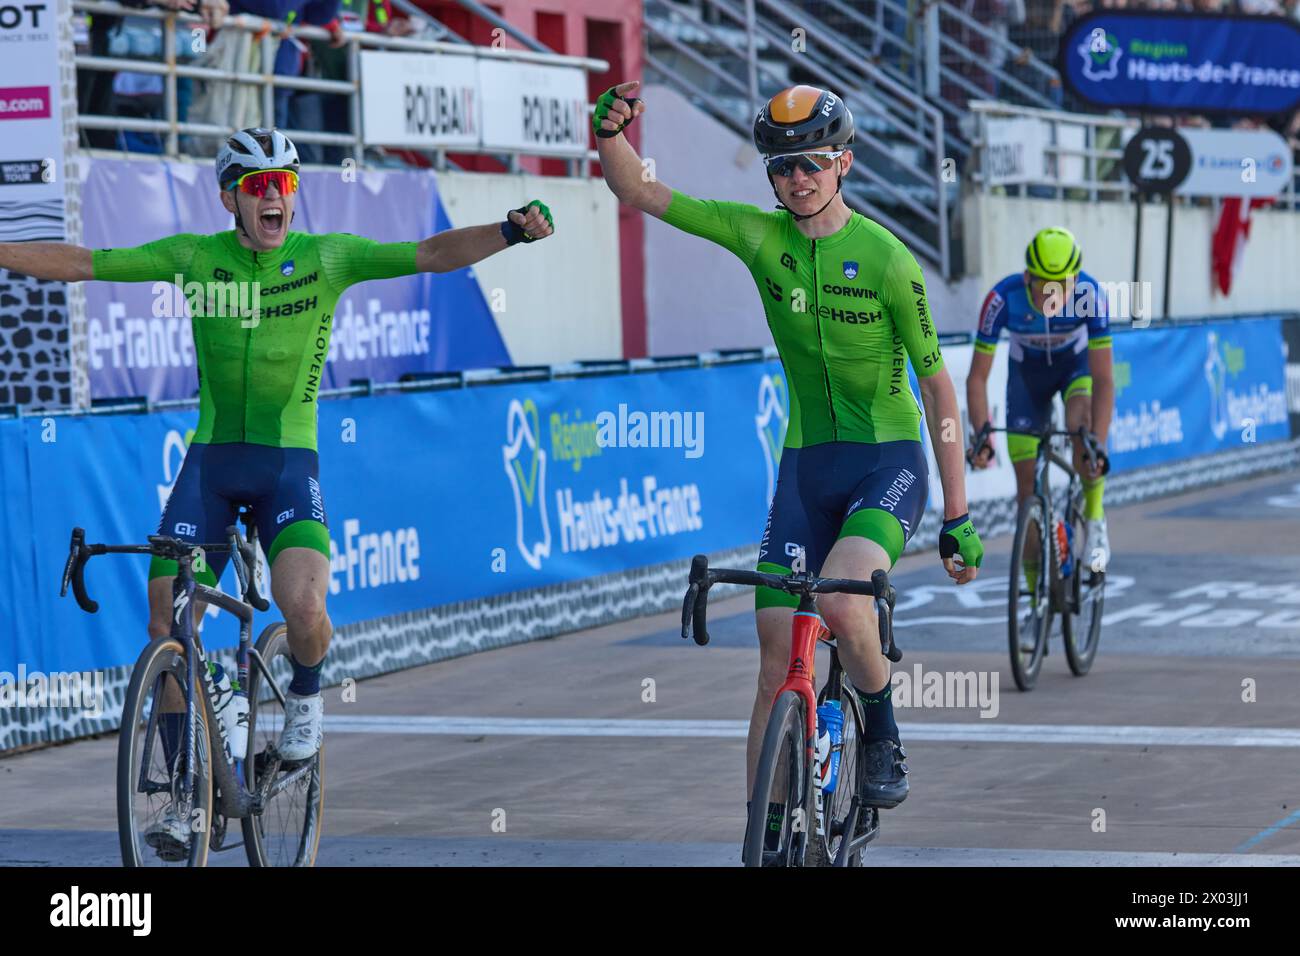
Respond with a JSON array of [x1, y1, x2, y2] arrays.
[[662, 190, 944, 447], [93, 230, 420, 451]]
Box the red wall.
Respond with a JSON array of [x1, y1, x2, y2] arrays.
[[417, 1, 647, 357]]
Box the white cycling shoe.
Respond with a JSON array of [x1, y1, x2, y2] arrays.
[[278, 692, 324, 763], [1085, 517, 1110, 573], [144, 806, 191, 862]]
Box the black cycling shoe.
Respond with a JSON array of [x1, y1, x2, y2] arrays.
[[860, 739, 909, 808]]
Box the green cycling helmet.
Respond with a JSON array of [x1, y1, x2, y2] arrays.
[[1025, 227, 1082, 281]]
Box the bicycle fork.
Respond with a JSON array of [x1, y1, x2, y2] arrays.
[[773, 598, 828, 839]]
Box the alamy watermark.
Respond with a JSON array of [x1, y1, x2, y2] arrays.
[[0, 665, 105, 716], [595, 404, 704, 459], [890, 663, 999, 718]]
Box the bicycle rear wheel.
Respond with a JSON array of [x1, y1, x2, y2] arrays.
[[743, 690, 812, 867], [118, 637, 212, 867], [242, 622, 325, 867], [1008, 495, 1053, 691], [806, 684, 866, 868]]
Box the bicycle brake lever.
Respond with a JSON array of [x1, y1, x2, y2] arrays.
[[681, 583, 699, 640], [64, 528, 98, 613], [60, 528, 81, 598]]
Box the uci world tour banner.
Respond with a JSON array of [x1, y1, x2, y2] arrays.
[[1060, 12, 1300, 116]]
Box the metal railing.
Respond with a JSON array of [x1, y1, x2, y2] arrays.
[[645, 0, 952, 276], [72, 0, 608, 171], [926, 1, 1061, 128], [969, 101, 1300, 211], [1, 347, 783, 419]]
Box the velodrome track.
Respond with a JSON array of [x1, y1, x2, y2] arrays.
[[3, 469, 1300, 867]]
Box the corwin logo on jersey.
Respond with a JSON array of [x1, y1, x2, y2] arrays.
[[261, 271, 318, 297], [842, 260, 858, 280], [821, 284, 878, 300]]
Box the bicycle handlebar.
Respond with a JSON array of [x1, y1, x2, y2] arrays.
[[968, 423, 1109, 476], [59, 526, 268, 614], [681, 554, 901, 662]]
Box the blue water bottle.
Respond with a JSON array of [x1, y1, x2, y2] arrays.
[[816, 700, 845, 793]]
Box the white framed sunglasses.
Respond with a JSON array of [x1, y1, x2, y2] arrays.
[[764, 150, 846, 177]]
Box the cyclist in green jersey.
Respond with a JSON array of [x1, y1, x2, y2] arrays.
[[594, 82, 984, 824], [0, 129, 553, 851]]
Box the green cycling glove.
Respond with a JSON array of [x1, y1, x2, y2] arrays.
[[501, 200, 553, 246], [939, 513, 984, 569], [592, 87, 639, 139]]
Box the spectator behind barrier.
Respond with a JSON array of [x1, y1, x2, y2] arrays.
[[226, 0, 345, 161], [77, 0, 228, 152], [305, 0, 414, 166]]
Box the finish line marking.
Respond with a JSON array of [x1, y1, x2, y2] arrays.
[[316, 715, 1300, 748]]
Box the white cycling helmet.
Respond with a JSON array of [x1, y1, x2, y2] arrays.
[[216, 127, 300, 191]]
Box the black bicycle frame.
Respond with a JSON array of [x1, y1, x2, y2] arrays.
[[63, 520, 284, 823]]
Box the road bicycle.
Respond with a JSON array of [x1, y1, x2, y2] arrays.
[[682, 554, 899, 867], [61, 510, 324, 866], [971, 422, 1108, 691]]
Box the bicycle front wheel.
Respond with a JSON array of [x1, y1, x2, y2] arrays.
[[242, 622, 325, 867], [743, 690, 812, 867], [118, 637, 213, 867], [806, 685, 866, 868], [1008, 495, 1053, 691], [1063, 566, 1105, 676]]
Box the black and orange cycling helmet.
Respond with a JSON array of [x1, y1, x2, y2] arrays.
[[753, 85, 855, 156]]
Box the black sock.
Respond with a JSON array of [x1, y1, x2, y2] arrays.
[[288, 653, 324, 697], [856, 681, 900, 744]]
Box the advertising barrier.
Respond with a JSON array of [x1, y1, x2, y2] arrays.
[[0, 317, 1290, 749], [1060, 12, 1300, 116]]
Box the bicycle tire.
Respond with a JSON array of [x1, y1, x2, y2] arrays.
[[1008, 495, 1053, 691], [743, 690, 811, 867], [806, 685, 866, 868], [1063, 569, 1105, 676], [118, 637, 213, 867], [242, 622, 325, 867]]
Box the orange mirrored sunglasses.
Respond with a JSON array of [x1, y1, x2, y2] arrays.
[[231, 169, 299, 197]]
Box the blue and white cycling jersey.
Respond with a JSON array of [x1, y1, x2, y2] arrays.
[[975, 271, 1111, 362]]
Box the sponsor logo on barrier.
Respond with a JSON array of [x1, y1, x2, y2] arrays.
[[550, 410, 602, 472], [503, 398, 551, 570], [554, 476, 703, 554], [328, 518, 420, 593], [756, 374, 788, 508], [1079, 28, 1123, 82]]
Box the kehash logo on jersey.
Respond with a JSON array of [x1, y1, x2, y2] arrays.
[[281, 259, 295, 277], [842, 260, 858, 280], [503, 398, 552, 570]]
